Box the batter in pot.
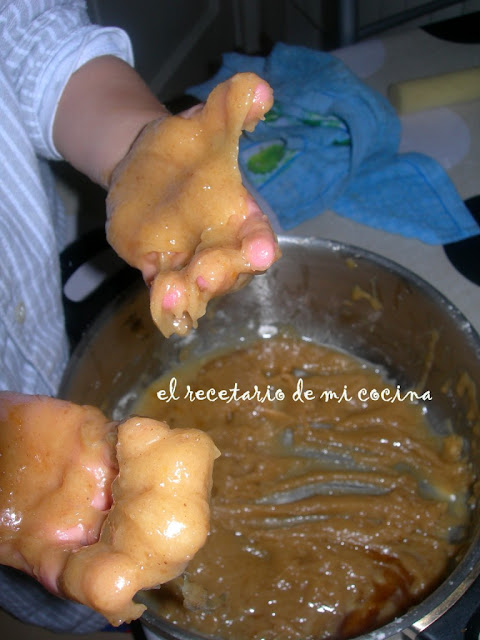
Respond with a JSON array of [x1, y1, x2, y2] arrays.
[[136, 335, 473, 640]]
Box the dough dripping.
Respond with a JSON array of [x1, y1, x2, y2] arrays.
[[107, 72, 279, 338]]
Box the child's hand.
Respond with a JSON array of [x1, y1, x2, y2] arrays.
[[0, 392, 117, 595], [0, 392, 218, 625], [106, 73, 280, 337]]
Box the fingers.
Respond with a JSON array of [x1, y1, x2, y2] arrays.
[[244, 81, 274, 131], [149, 246, 239, 338], [0, 393, 119, 598], [180, 79, 272, 130], [142, 200, 277, 289], [149, 221, 277, 339], [150, 272, 194, 338], [240, 196, 280, 271], [140, 250, 190, 286], [148, 191, 279, 338], [107, 72, 278, 338], [190, 76, 273, 141]]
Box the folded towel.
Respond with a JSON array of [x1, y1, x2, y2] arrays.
[[189, 43, 480, 244]]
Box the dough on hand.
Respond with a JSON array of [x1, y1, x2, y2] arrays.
[[0, 392, 117, 592], [106, 72, 277, 338], [61, 417, 220, 625], [0, 393, 219, 626]]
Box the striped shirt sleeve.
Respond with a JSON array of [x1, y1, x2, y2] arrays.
[[0, 0, 134, 160]]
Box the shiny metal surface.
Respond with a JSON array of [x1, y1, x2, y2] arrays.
[[60, 236, 480, 640]]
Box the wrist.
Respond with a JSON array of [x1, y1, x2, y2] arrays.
[[101, 108, 170, 189], [53, 55, 170, 189]]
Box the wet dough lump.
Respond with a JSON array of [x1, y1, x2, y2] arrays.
[[0, 393, 219, 626], [107, 72, 275, 338], [61, 417, 219, 625]]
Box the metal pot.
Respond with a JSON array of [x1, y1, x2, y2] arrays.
[[59, 236, 480, 640]]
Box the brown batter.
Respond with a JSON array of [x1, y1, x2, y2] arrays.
[[0, 394, 218, 626], [107, 72, 279, 338], [136, 335, 473, 640]]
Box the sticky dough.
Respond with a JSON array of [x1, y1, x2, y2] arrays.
[[0, 393, 219, 626], [106, 72, 275, 338], [61, 417, 219, 625]]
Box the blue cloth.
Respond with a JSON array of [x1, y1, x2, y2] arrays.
[[189, 43, 480, 244]]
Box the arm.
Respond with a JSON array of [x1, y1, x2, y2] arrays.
[[54, 58, 280, 338], [53, 55, 169, 188]]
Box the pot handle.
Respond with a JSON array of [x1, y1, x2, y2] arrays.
[[414, 573, 480, 640], [60, 227, 141, 351]]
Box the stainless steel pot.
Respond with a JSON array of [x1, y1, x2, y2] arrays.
[[59, 236, 480, 640]]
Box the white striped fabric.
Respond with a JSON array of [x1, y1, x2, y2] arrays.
[[0, 0, 133, 397]]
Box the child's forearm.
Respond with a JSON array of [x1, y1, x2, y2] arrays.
[[53, 55, 170, 188]]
